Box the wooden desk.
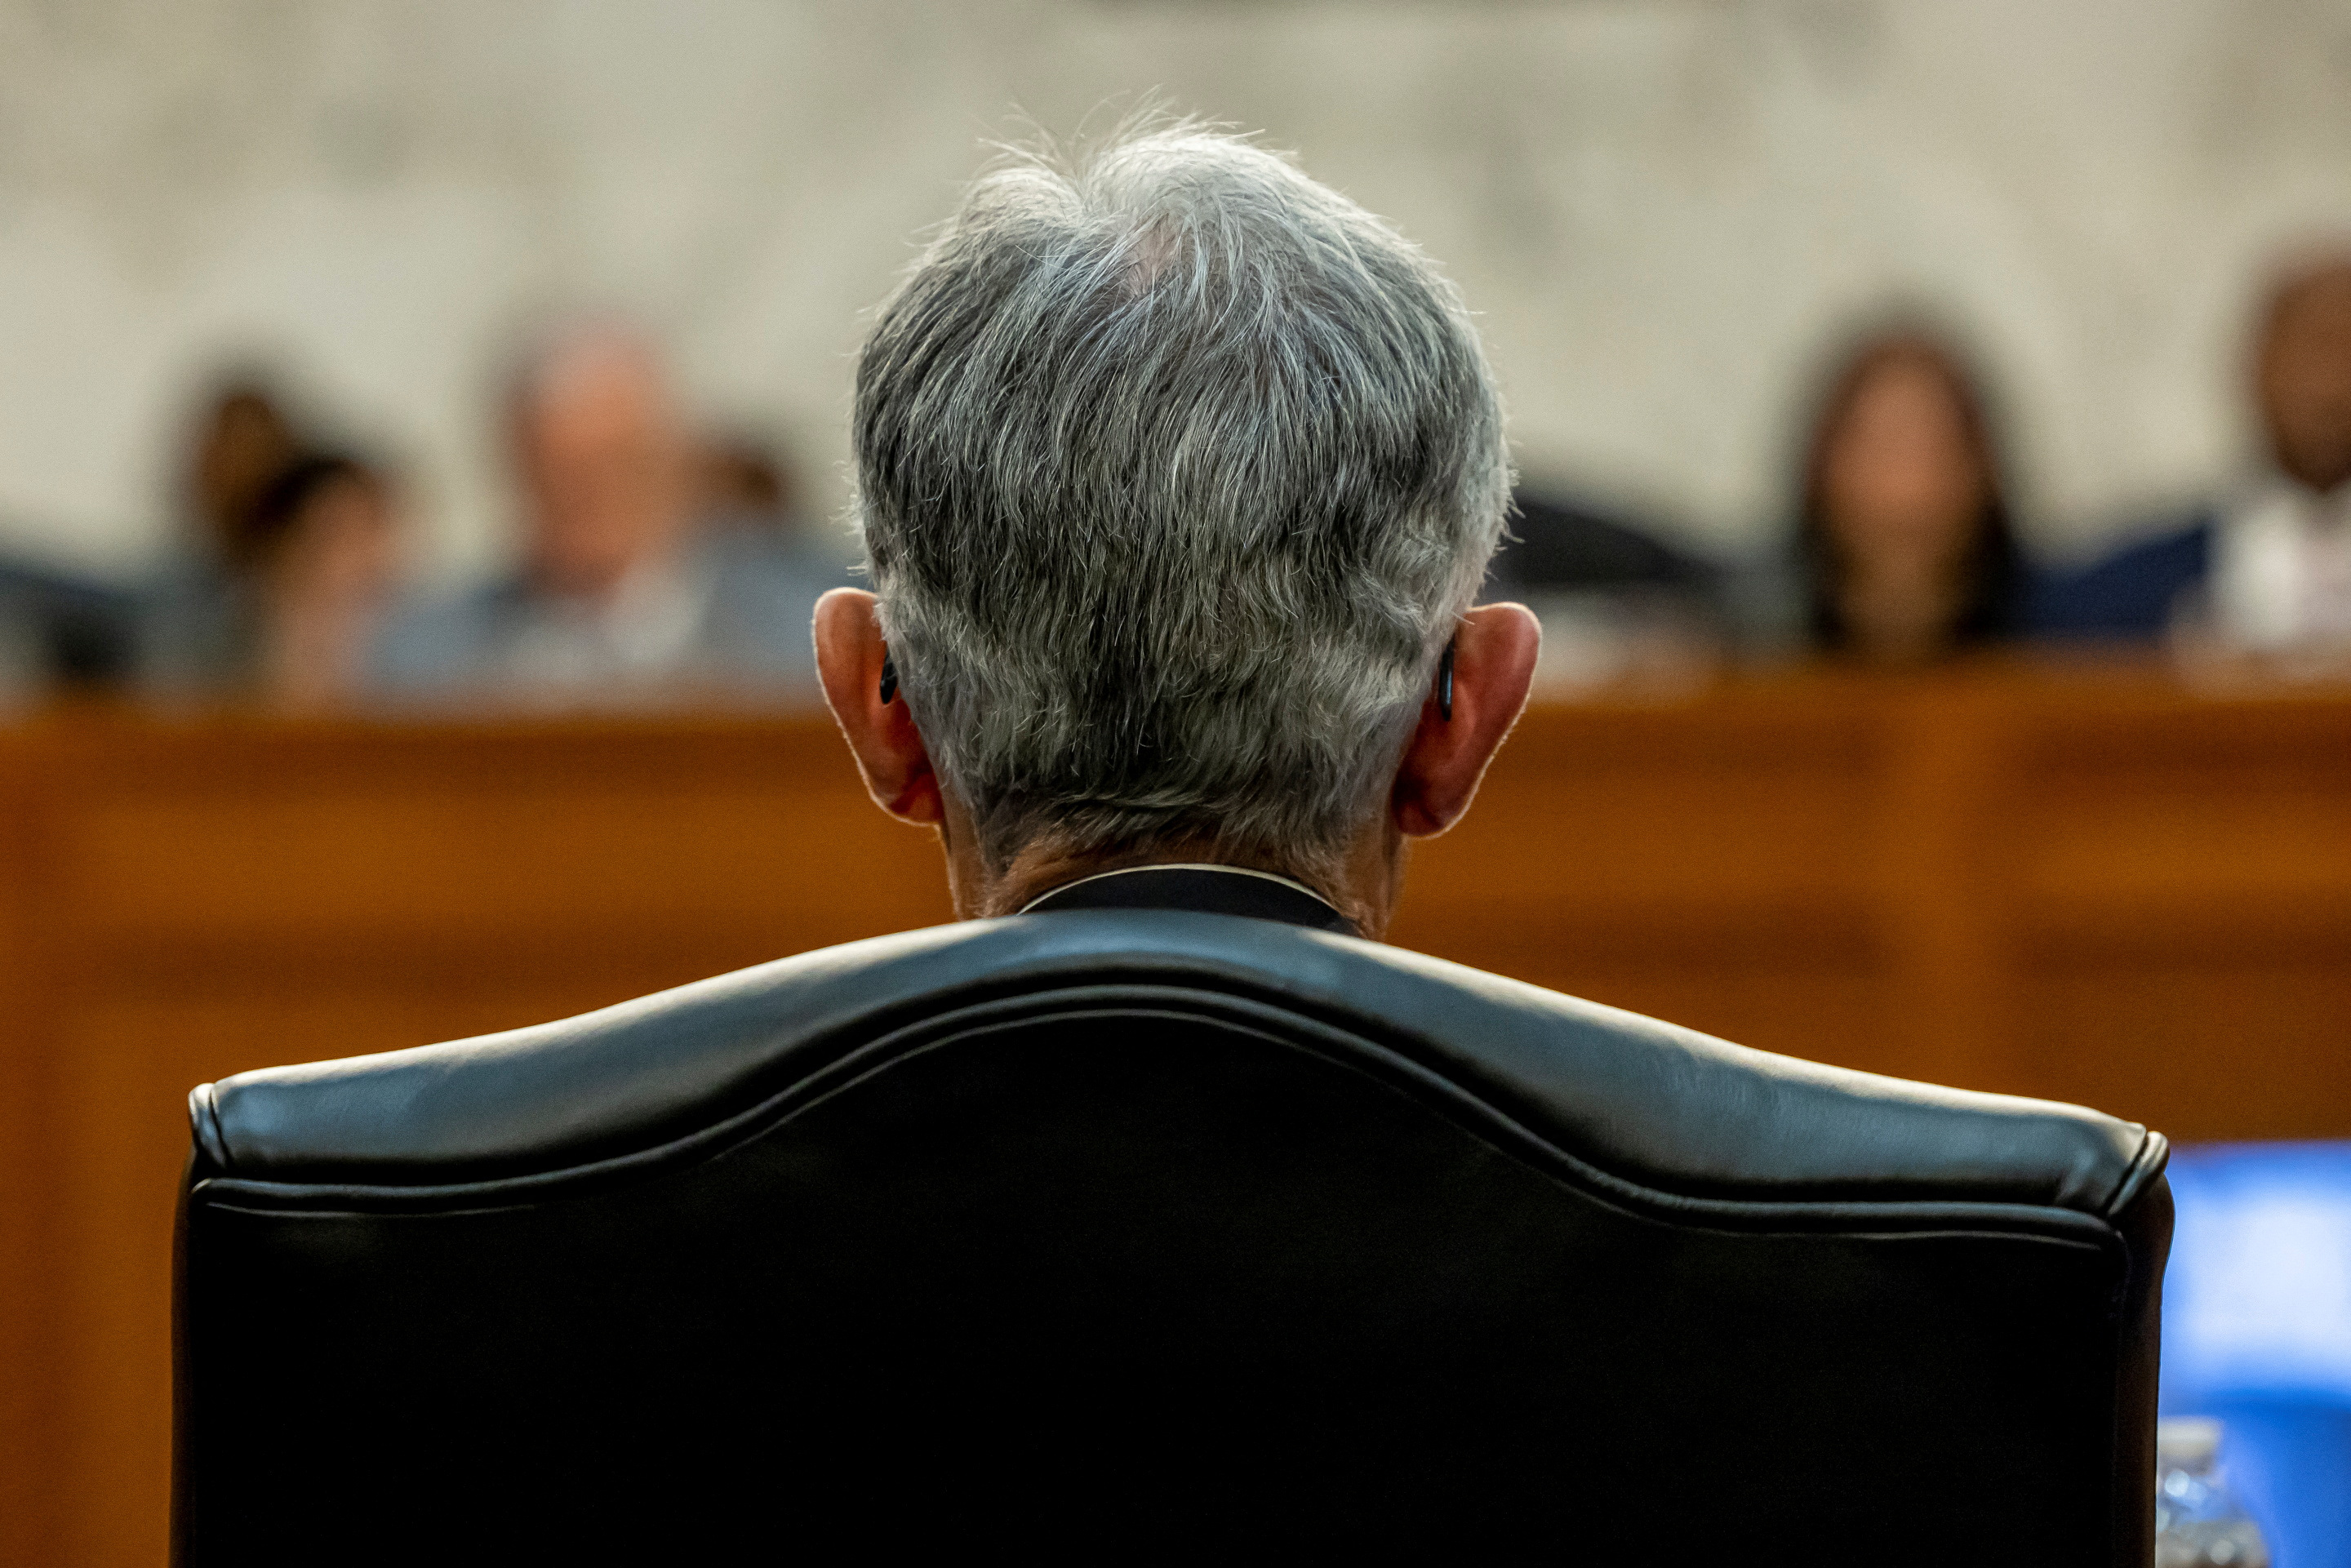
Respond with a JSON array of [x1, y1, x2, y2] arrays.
[[2, 664, 2345, 1564]]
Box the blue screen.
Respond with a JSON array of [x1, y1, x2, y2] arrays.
[[2162, 1142, 2351, 1567]]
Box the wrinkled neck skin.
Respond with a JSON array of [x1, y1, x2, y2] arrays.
[[934, 791, 1410, 939]]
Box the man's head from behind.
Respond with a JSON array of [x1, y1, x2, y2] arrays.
[[819, 122, 1535, 934], [508, 325, 695, 601]]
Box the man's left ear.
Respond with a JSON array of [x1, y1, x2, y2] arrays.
[[1389, 602, 1540, 838]]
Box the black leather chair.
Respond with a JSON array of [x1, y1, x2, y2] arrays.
[[176, 912, 2169, 1564]]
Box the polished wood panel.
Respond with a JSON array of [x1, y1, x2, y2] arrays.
[[6, 713, 952, 1567], [0, 664, 2344, 1564]]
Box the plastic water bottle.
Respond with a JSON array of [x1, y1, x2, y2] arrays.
[[2155, 1417, 2269, 1567]]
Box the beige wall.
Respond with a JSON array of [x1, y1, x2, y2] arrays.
[[0, 0, 2347, 580]]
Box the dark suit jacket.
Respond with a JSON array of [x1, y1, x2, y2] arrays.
[[2029, 513, 2214, 640]]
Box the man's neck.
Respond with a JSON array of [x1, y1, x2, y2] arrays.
[[936, 798, 1407, 939], [1019, 862, 1358, 934]]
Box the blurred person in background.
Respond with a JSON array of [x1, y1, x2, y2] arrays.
[[374, 325, 834, 704], [0, 555, 140, 700], [243, 453, 402, 708], [140, 376, 308, 692], [1481, 486, 1725, 691], [695, 423, 854, 606], [2034, 251, 2351, 658], [1768, 328, 2025, 666], [697, 429, 792, 529], [1484, 487, 1721, 606], [191, 383, 304, 565]]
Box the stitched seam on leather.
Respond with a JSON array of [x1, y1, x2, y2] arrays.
[[191, 988, 2125, 1250], [201, 915, 2140, 1213]]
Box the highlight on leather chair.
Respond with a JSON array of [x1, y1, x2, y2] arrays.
[[175, 912, 2170, 1564]]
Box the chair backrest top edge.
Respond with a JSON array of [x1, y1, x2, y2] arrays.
[[190, 909, 2158, 1219]]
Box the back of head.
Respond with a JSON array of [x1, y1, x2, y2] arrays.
[[853, 122, 1511, 879]]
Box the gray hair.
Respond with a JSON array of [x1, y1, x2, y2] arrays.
[[852, 121, 1511, 877]]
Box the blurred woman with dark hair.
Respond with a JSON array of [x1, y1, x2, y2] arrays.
[[145, 443, 402, 705], [242, 453, 402, 708], [1793, 329, 2026, 665]]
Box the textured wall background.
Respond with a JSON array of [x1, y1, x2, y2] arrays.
[[0, 0, 2347, 580]]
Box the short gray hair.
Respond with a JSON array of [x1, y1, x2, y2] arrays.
[[853, 122, 1511, 877]]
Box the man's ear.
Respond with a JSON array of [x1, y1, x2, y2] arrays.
[[814, 588, 944, 825], [1389, 602, 1540, 838]]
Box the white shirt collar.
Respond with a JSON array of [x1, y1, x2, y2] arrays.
[[2212, 473, 2351, 650]]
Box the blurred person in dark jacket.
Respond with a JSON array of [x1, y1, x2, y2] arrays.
[[375, 326, 838, 704], [1778, 328, 2025, 666], [140, 377, 308, 692], [2033, 251, 2351, 655], [0, 554, 139, 698], [1484, 488, 1721, 605]]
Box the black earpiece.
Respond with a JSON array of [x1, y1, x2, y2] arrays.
[[878, 654, 899, 707], [1438, 639, 1455, 722]]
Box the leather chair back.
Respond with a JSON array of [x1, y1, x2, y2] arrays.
[[176, 912, 2168, 1563]]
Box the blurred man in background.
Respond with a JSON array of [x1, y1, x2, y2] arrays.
[[2035, 251, 2351, 655], [376, 324, 841, 704]]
